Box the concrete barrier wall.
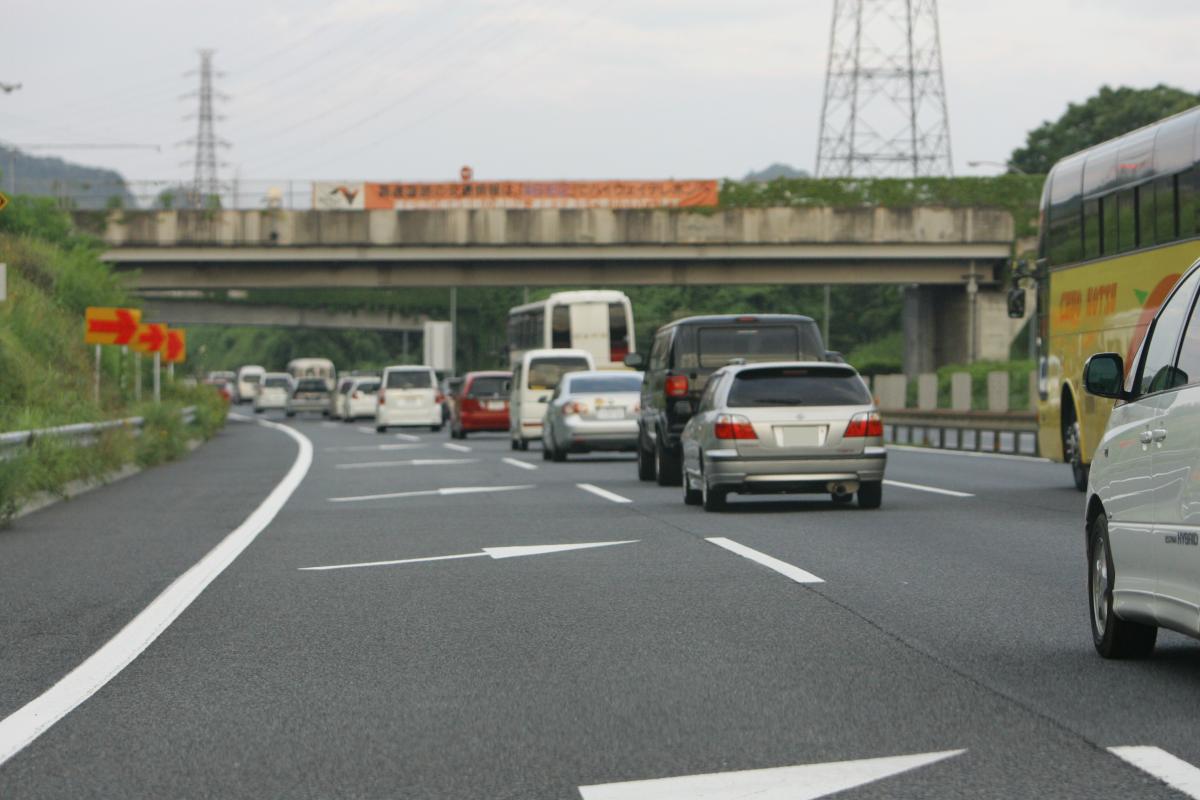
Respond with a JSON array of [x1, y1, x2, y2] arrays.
[[876, 370, 1035, 413]]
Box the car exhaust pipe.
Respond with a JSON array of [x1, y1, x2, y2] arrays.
[[826, 481, 860, 495]]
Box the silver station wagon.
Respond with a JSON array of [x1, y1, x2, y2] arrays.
[[680, 362, 886, 511]]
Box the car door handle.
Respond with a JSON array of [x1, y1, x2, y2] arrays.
[[1152, 428, 1168, 442], [1140, 431, 1154, 444]]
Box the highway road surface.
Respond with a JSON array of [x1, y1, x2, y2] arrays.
[[3, 412, 1200, 798]]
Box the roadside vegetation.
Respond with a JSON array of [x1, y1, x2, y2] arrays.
[[0, 196, 226, 524]]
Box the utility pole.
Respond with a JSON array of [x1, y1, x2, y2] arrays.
[[182, 50, 229, 208], [815, 0, 953, 177]]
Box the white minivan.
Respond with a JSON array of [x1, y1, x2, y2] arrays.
[[376, 365, 443, 433], [1084, 260, 1200, 658], [510, 348, 595, 450], [236, 365, 266, 404]]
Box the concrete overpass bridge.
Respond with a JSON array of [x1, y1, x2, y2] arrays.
[[139, 298, 426, 332], [77, 205, 1021, 372]]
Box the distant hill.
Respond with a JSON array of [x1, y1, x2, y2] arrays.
[[741, 163, 811, 182], [0, 145, 135, 209]]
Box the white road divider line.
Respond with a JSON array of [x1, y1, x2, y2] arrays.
[[300, 539, 639, 572], [706, 537, 823, 584], [888, 444, 1050, 463], [322, 443, 425, 453], [356, 426, 377, 435], [1109, 747, 1200, 798], [329, 484, 534, 504], [502, 457, 538, 471], [393, 432, 422, 442], [443, 442, 472, 453], [883, 479, 974, 498], [335, 458, 477, 470], [0, 414, 313, 768], [577, 483, 632, 504]]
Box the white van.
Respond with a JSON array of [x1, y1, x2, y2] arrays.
[[236, 365, 266, 404], [376, 365, 443, 433], [254, 373, 292, 413], [510, 348, 595, 450]]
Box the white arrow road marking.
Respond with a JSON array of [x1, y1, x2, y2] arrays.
[[443, 442, 472, 453], [1109, 747, 1200, 798], [578, 749, 965, 799], [884, 479, 974, 498], [323, 443, 426, 453], [577, 483, 632, 504], [300, 539, 638, 572], [0, 415, 314, 768], [329, 484, 534, 504], [335, 458, 477, 470], [706, 537, 824, 584], [502, 457, 538, 471]]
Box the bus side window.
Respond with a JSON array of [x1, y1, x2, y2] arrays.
[[1180, 168, 1198, 239], [1083, 199, 1101, 260], [552, 305, 570, 348], [1117, 189, 1137, 252], [1154, 175, 1176, 244], [1137, 184, 1156, 248], [1101, 194, 1118, 256]]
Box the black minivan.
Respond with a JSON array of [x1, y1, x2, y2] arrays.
[[623, 314, 831, 485]]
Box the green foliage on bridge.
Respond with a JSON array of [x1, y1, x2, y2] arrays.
[[719, 175, 1045, 238]]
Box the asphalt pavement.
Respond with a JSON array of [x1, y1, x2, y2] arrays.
[[2, 411, 1199, 798]]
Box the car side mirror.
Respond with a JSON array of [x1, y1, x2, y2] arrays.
[[1007, 287, 1026, 319], [623, 352, 645, 369], [1083, 353, 1126, 400]]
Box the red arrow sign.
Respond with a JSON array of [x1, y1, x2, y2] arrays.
[[84, 307, 142, 345], [131, 323, 167, 354], [164, 329, 186, 363]]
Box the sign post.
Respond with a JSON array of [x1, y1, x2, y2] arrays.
[[153, 353, 161, 403], [94, 345, 101, 404], [84, 306, 142, 406], [130, 322, 167, 404]]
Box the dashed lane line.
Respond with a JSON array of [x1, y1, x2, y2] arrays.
[[335, 458, 477, 470], [443, 442, 472, 453], [322, 443, 425, 453], [502, 457, 538, 471], [883, 479, 974, 498], [577, 483, 632, 504], [706, 537, 824, 584], [1109, 747, 1200, 799], [328, 484, 535, 504]]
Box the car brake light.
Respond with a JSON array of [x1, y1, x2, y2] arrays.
[[845, 411, 883, 437], [436, 392, 445, 404], [378, 391, 386, 405], [714, 414, 757, 440], [665, 375, 689, 398], [352, 391, 361, 399], [735, 315, 757, 322], [566, 401, 588, 415]]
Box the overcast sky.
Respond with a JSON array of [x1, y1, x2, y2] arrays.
[[3, 0, 1199, 189]]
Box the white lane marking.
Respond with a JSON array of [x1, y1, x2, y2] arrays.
[[335, 458, 477, 470], [577, 483, 632, 504], [887, 444, 1051, 463], [329, 484, 534, 504], [1109, 747, 1200, 798], [393, 432, 422, 442], [322, 443, 425, 453], [300, 540, 638, 572], [443, 442, 472, 453], [579, 749, 965, 799], [356, 426, 377, 435], [883, 479, 974, 498], [706, 537, 823, 584], [0, 414, 313, 768], [502, 457, 538, 471]]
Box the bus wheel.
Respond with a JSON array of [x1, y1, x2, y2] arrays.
[[1064, 416, 1089, 492]]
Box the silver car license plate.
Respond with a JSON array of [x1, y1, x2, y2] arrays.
[[777, 426, 824, 447]]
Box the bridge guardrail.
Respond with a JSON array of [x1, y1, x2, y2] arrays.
[[0, 406, 197, 460], [881, 408, 1039, 457]]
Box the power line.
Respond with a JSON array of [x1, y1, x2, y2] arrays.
[[182, 50, 229, 202]]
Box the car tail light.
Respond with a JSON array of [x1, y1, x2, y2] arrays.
[[844, 411, 883, 437], [714, 414, 757, 440], [633, 402, 641, 413], [352, 391, 361, 399], [566, 401, 588, 415], [610, 343, 629, 363], [436, 392, 445, 404], [665, 375, 689, 398], [378, 391, 386, 405]]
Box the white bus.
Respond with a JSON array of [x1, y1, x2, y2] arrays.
[[506, 290, 635, 369], [286, 358, 336, 388]]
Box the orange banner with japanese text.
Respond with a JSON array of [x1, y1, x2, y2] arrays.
[[363, 180, 719, 210]]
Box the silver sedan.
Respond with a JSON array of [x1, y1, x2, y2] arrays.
[[542, 371, 644, 462], [681, 362, 886, 511]]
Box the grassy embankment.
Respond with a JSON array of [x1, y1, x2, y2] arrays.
[[0, 197, 226, 523]]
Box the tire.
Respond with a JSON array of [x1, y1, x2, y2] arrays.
[[511, 438, 519, 451], [542, 441, 552, 461], [683, 465, 702, 506], [701, 473, 726, 512], [430, 424, 442, 433], [636, 429, 656, 481], [255, 408, 263, 414], [552, 444, 567, 462], [1064, 415, 1089, 492], [857, 481, 882, 509], [655, 436, 682, 487], [343, 415, 355, 423], [376, 425, 387, 433], [518, 439, 529, 451], [285, 411, 295, 418], [1089, 513, 1157, 658]]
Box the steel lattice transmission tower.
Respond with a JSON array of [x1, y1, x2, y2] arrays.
[[182, 49, 229, 206], [815, 0, 953, 178]]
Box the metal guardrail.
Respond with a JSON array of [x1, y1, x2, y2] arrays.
[[0, 406, 197, 459], [881, 408, 1040, 456]]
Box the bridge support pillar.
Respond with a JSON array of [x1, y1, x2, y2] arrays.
[[903, 283, 1028, 377]]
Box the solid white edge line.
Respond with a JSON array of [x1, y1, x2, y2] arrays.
[[576, 483, 632, 504], [887, 444, 1051, 463], [706, 537, 824, 584], [0, 414, 313, 768], [1109, 746, 1200, 798], [883, 479, 974, 498], [502, 457, 538, 471], [443, 442, 472, 453]]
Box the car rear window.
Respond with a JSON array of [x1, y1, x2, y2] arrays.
[[356, 381, 380, 393], [386, 370, 432, 389], [243, 374, 261, 384], [727, 367, 871, 407], [263, 377, 290, 389], [697, 326, 803, 368], [527, 357, 589, 390], [568, 375, 642, 394], [468, 376, 510, 397], [296, 379, 328, 392]]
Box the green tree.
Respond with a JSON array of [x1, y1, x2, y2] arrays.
[[1010, 84, 1200, 174]]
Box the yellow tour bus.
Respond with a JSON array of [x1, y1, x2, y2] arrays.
[[1024, 104, 1200, 490]]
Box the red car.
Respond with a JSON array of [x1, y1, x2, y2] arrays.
[[450, 371, 512, 439]]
